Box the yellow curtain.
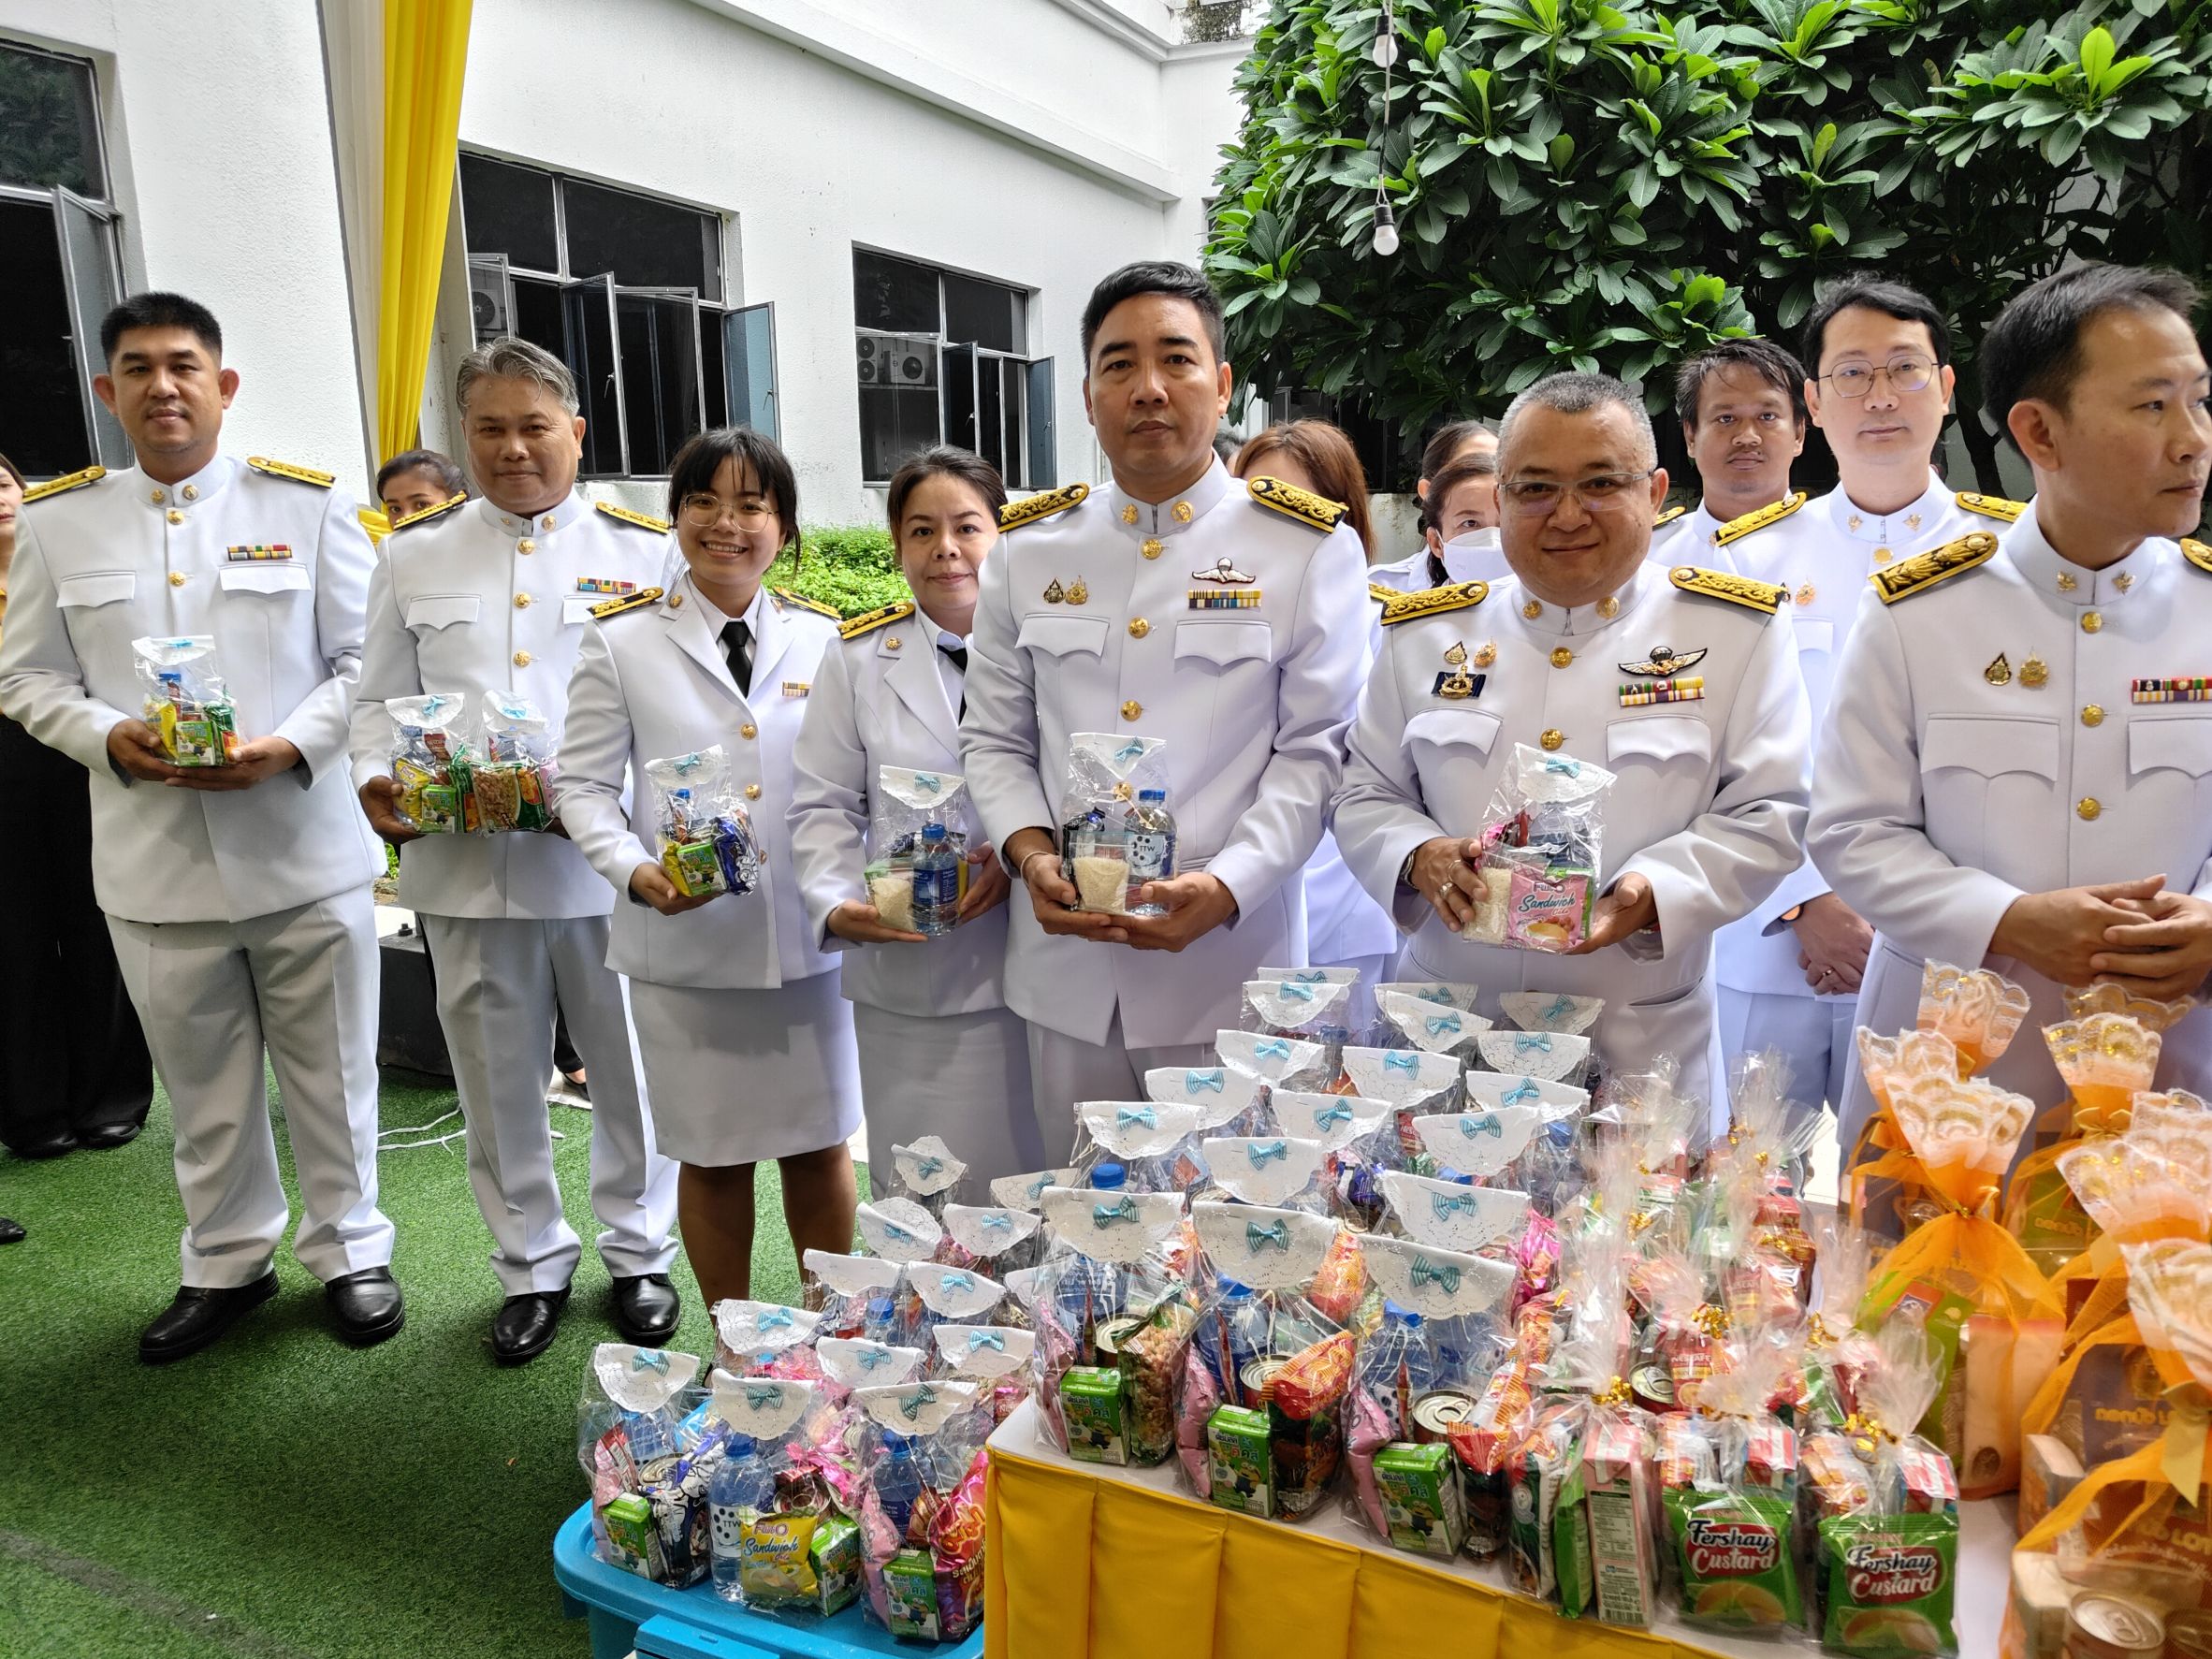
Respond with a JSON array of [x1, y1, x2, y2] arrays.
[[376, 0, 473, 463]]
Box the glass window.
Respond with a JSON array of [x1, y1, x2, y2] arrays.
[[458, 153, 558, 274], [564, 178, 722, 301], [616, 291, 703, 475], [944, 271, 1021, 353], [853, 250, 939, 334], [0, 196, 84, 476], [0, 42, 101, 196]]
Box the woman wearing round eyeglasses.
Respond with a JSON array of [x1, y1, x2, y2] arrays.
[[556, 427, 859, 1309]]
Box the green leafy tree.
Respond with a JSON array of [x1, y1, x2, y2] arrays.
[[1203, 0, 2210, 490]]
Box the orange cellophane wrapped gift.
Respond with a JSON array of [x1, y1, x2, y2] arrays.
[[1849, 1028, 1966, 1229], [2003, 1017, 2163, 1272]]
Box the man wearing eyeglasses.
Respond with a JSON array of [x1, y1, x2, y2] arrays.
[[1694, 280, 2024, 1112], [1333, 372, 1811, 1105], [349, 336, 679, 1364]]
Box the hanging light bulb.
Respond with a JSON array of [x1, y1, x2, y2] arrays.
[[1372, 9, 1400, 67], [1372, 198, 1400, 257]]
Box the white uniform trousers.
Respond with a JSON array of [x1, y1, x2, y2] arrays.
[[1718, 984, 1856, 1113], [852, 1002, 1042, 1191], [108, 885, 392, 1289], [421, 913, 677, 1294], [1027, 1011, 1215, 1163]]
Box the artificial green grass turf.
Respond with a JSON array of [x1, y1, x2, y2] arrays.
[[0, 1069, 863, 1659]]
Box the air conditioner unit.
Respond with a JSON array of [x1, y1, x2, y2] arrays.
[[469, 262, 512, 341]]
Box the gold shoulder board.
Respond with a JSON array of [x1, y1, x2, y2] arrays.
[[390, 494, 466, 532], [1669, 565, 1786, 616], [772, 587, 841, 620], [2180, 538, 2212, 576], [1248, 475, 1346, 532], [22, 465, 106, 503], [596, 501, 672, 534], [1870, 531, 2000, 605], [1368, 582, 1399, 606], [247, 455, 335, 488], [838, 601, 915, 641], [1380, 581, 1489, 626], [589, 586, 664, 620], [1652, 503, 1687, 529], [1711, 491, 1808, 547], [998, 483, 1089, 531], [1956, 491, 2026, 523]]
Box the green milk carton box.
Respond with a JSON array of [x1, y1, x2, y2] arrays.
[[1061, 1365, 1128, 1465], [1376, 1440, 1464, 1558], [1208, 1404, 1274, 1517]]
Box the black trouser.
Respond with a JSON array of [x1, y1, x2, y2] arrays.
[[0, 717, 153, 1150]]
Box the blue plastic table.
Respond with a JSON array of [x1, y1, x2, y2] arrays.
[[552, 1503, 986, 1659]]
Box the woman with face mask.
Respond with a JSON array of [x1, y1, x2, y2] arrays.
[[1370, 453, 1506, 593]]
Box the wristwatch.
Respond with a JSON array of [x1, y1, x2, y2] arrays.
[[1398, 850, 1419, 889]]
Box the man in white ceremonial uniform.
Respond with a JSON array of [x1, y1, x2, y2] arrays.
[[1811, 263, 2212, 1146], [0, 292, 399, 1361], [350, 339, 677, 1364], [962, 262, 1368, 1132], [1332, 372, 1812, 1108], [1695, 284, 2025, 1110], [1651, 337, 1810, 572]]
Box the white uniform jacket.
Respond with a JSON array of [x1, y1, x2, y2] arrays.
[[1332, 562, 1812, 1091], [1808, 505, 2212, 1108], [554, 570, 839, 991], [788, 602, 1012, 1019], [960, 461, 1369, 1048], [0, 455, 382, 924]]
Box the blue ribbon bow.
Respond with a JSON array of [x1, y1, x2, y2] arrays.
[[1314, 1103, 1353, 1129], [1431, 1189, 1479, 1219], [1025, 1174, 1053, 1200], [1113, 740, 1147, 763], [1094, 1198, 1139, 1228], [1255, 1038, 1291, 1060], [1425, 1013, 1462, 1037], [1417, 988, 1454, 1006], [898, 1386, 938, 1421], [1544, 994, 1574, 1022], [1513, 1032, 1553, 1055], [1247, 1140, 1288, 1169], [1186, 1069, 1225, 1094], [913, 772, 941, 793], [1384, 1051, 1419, 1074], [1290, 970, 1329, 984], [939, 1271, 976, 1293], [1503, 1080, 1541, 1106], [1275, 982, 1315, 1003], [857, 1346, 895, 1371], [1411, 1256, 1463, 1295], [744, 1383, 783, 1409], [1245, 1220, 1290, 1253], [1459, 1114, 1504, 1140], [981, 1212, 1014, 1232], [1543, 757, 1581, 776], [915, 1155, 946, 1179], [881, 1221, 916, 1243], [631, 1348, 671, 1374], [673, 751, 706, 776], [1116, 1105, 1157, 1131], [968, 1331, 1006, 1353], [756, 1307, 795, 1331], [422, 693, 452, 716]]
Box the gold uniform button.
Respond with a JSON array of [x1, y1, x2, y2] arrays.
[[2082, 705, 2105, 727], [513, 650, 532, 667], [1121, 699, 1142, 721], [166, 509, 184, 525], [1521, 600, 1543, 619], [2081, 610, 2103, 633], [1873, 547, 1892, 565], [1141, 537, 1164, 560], [542, 515, 558, 531], [167, 571, 187, 587], [1550, 647, 1573, 669], [744, 782, 763, 801], [1128, 618, 1150, 639], [1539, 728, 1564, 751], [517, 538, 536, 555], [182, 484, 198, 502], [514, 593, 532, 608], [149, 488, 166, 504], [740, 722, 757, 739], [2077, 797, 2102, 822], [1596, 596, 1620, 620]]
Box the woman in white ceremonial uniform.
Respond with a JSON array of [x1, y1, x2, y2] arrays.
[[555, 427, 857, 1308], [790, 446, 1038, 1188]]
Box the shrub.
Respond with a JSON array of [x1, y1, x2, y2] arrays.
[[766, 525, 912, 618]]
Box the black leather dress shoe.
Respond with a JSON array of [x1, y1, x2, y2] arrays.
[[326, 1267, 405, 1346], [491, 1288, 570, 1364], [0, 1217, 23, 1244], [139, 1272, 278, 1363], [610, 1273, 681, 1344], [7, 1129, 79, 1160], [78, 1120, 145, 1151]]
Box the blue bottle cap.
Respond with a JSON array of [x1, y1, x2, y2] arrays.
[[1089, 1161, 1126, 1190], [1217, 1278, 1252, 1299], [1382, 1300, 1423, 1327], [725, 1433, 757, 1459], [922, 822, 946, 840], [1138, 788, 1166, 801]]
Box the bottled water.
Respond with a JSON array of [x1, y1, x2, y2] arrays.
[[1124, 788, 1176, 915], [707, 1434, 772, 1602], [910, 822, 960, 937]]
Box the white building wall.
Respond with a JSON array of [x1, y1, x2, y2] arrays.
[[0, 0, 372, 494]]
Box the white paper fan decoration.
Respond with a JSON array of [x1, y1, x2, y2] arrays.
[[1410, 1108, 1540, 1176], [817, 1337, 924, 1389], [803, 1249, 903, 1300], [1499, 991, 1606, 1035], [1191, 1201, 1339, 1291], [1463, 1073, 1591, 1115], [1377, 992, 1492, 1055], [708, 1372, 814, 1439], [1379, 1171, 1532, 1252], [1076, 1100, 1201, 1159], [1342, 1045, 1461, 1107], [1201, 1136, 1324, 1207], [989, 1168, 1079, 1211], [1375, 981, 1484, 1012], [1473, 1029, 1591, 1082], [1272, 1091, 1392, 1156], [851, 1379, 982, 1435], [593, 1343, 701, 1412], [891, 1136, 966, 1198], [906, 1261, 1007, 1319], [1038, 1186, 1186, 1262], [1358, 1233, 1519, 1319], [1144, 1065, 1263, 1130], [1244, 978, 1353, 1028], [855, 1198, 944, 1263], [943, 1203, 1043, 1258], [933, 1324, 1037, 1380], [1215, 1029, 1325, 1083]]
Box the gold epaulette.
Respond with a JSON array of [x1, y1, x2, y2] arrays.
[[998, 483, 1088, 531], [22, 465, 105, 502], [1711, 492, 1808, 547], [1368, 582, 1399, 606], [1652, 503, 1687, 529], [589, 586, 663, 620], [596, 501, 671, 534], [2181, 538, 2212, 576], [1380, 581, 1488, 626], [1669, 565, 1786, 615], [1956, 491, 2027, 523], [772, 588, 840, 620], [389, 494, 465, 532], [247, 455, 335, 488], [1870, 531, 1999, 605], [839, 601, 914, 641], [1248, 475, 1346, 532]]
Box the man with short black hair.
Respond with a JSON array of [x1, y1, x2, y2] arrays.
[[1812, 262, 2212, 1129], [961, 261, 1369, 1127], [1654, 338, 1809, 561], [0, 291, 400, 1361], [350, 337, 679, 1364]]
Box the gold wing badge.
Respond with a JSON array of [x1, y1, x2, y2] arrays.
[[1618, 645, 1708, 678]]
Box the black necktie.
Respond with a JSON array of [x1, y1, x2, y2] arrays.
[[939, 642, 968, 719], [721, 618, 753, 695]]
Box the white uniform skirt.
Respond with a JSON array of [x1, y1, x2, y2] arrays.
[[851, 1001, 1041, 1191], [629, 971, 861, 1167]]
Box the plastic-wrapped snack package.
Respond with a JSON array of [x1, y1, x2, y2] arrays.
[[703, 1376, 861, 1617], [1500, 991, 1607, 1036], [1627, 1252, 1728, 1415], [134, 635, 240, 765], [470, 690, 557, 832], [1269, 1090, 1397, 1230], [2004, 1016, 2162, 1270], [1848, 1028, 1968, 1231], [2037, 1089, 2212, 1334], [1376, 990, 1492, 1063], [1411, 1107, 1541, 1186], [1475, 1027, 1594, 1085], [1467, 746, 1618, 951], [385, 692, 473, 833], [802, 1251, 903, 1345], [1661, 1345, 1803, 1637], [1057, 733, 1168, 915], [1378, 1171, 1530, 1259], [1175, 1203, 1358, 1521], [1466, 1074, 1592, 1207], [644, 748, 762, 898], [1531, 1305, 1658, 1628], [1145, 1064, 1268, 1138], [903, 1262, 1006, 1354], [850, 1381, 990, 1643], [1243, 978, 1359, 1062], [711, 1301, 823, 1382], [1070, 1100, 1205, 1194], [579, 1344, 717, 1585], [866, 767, 971, 937], [888, 1136, 968, 1217], [1800, 1213, 1882, 1428], [1202, 1137, 1327, 1210], [939, 1203, 1045, 1279], [931, 1324, 1036, 1422], [1030, 1186, 1194, 1464], [1343, 1045, 1462, 1166], [1215, 1029, 1332, 1097]]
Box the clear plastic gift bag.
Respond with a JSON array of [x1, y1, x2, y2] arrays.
[[1070, 1100, 1205, 1193], [1243, 976, 1359, 1054], [1057, 733, 1169, 915], [711, 1300, 823, 1381], [134, 635, 239, 765], [1145, 1064, 1268, 1137], [1474, 1026, 1594, 1084], [939, 1202, 1044, 1278], [902, 1262, 1007, 1353], [1377, 990, 1492, 1061], [866, 767, 970, 937], [1411, 1105, 1543, 1184], [1657, 1344, 1805, 1638], [1216, 1028, 1331, 1094], [1201, 1136, 1328, 1210], [931, 1324, 1036, 1423], [579, 1343, 717, 1586], [850, 1381, 991, 1643], [1342, 1045, 1463, 1165], [887, 1136, 967, 1217], [1466, 746, 1618, 951], [703, 1375, 863, 1618], [644, 747, 762, 898], [384, 691, 473, 833], [470, 690, 557, 832], [1378, 1171, 1530, 1258], [1499, 991, 1607, 1036], [818, 1337, 927, 1401], [1271, 1092, 1398, 1230], [854, 1198, 944, 1265], [802, 1250, 903, 1345]]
